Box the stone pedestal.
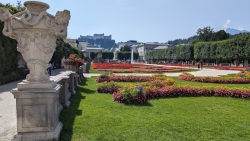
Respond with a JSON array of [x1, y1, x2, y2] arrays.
[[74, 74, 79, 88], [0, 1, 71, 140], [78, 66, 82, 83], [83, 63, 87, 73], [11, 85, 62, 141], [60, 76, 71, 108], [69, 72, 76, 95]]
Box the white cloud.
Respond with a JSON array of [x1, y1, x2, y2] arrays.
[[223, 19, 230, 29]]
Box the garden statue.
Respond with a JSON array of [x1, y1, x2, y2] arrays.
[[0, 1, 70, 89], [0, 1, 70, 140], [94, 50, 105, 63]]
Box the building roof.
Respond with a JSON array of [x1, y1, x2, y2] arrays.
[[87, 45, 102, 48], [137, 42, 166, 47], [154, 46, 169, 49], [87, 48, 104, 50]]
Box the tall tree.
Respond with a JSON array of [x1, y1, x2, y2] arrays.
[[211, 30, 230, 41], [196, 26, 214, 42], [120, 45, 131, 52]]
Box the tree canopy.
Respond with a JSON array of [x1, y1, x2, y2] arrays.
[[120, 45, 131, 52]]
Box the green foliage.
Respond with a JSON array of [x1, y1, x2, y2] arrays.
[[116, 52, 138, 60], [0, 2, 25, 14], [52, 38, 86, 67], [0, 22, 18, 74], [211, 30, 230, 41], [120, 45, 131, 52], [196, 26, 229, 43], [196, 26, 214, 42], [168, 35, 197, 46], [145, 45, 193, 61], [89, 52, 114, 60], [194, 34, 250, 61]]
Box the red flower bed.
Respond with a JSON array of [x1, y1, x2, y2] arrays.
[[97, 86, 120, 93], [97, 68, 190, 73], [211, 66, 247, 71], [112, 85, 250, 104], [96, 75, 155, 82], [92, 63, 134, 69], [113, 92, 147, 104], [178, 73, 250, 84], [93, 63, 190, 73]]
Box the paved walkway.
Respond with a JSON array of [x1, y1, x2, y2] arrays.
[[0, 67, 240, 140]]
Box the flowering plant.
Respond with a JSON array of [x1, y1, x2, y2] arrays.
[[63, 54, 84, 67]]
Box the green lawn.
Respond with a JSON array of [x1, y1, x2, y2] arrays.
[[59, 77, 250, 141]]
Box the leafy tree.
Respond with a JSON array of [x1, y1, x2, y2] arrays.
[[120, 45, 131, 52], [168, 35, 197, 46], [0, 2, 24, 74], [197, 26, 214, 42], [211, 30, 229, 41]]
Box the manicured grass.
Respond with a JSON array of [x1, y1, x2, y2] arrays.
[[59, 77, 250, 141]]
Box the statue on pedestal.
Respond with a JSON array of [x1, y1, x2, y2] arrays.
[[0, 1, 70, 140]]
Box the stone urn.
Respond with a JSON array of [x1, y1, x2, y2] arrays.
[[0, 1, 70, 89], [64, 64, 79, 73], [0, 1, 71, 140]]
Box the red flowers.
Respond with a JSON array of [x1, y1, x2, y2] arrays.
[[178, 72, 250, 84], [92, 63, 190, 73]]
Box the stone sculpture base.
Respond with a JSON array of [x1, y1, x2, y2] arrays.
[[12, 122, 62, 141], [17, 80, 57, 90], [11, 84, 62, 141]]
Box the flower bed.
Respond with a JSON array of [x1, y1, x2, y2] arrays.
[[63, 54, 84, 67], [97, 67, 190, 73], [112, 84, 250, 104], [96, 74, 156, 82], [92, 63, 190, 73], [211, 66, 247, 71], [96, 73, 176, 84], [178, 72, 250, 84], [97, 81, 121, 93], [92, 63, 133, 69], [96, 72, 250, 104]]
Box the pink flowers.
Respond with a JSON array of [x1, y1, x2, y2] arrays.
[[96, 73, 250, 105], [92, 63, 190, 73], [178, 72, 250, 84]]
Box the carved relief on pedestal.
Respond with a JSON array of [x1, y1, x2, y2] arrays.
[[26, 59, 49, 81]]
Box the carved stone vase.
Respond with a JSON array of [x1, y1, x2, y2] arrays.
[[64, 64, 79, 73], [0, 1, 70, 140], [0, 1, 70, 89]]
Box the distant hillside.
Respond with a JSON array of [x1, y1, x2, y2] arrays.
[[225, 28, 249, 35], [167, 35, 197, 46]]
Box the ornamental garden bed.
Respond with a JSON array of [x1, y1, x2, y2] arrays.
[[178, 71, 250, 84], [59, 76, 250, 140], [92, 63, 190, 73], [210, 66, 248, 71], [96, 73, 250, 104]]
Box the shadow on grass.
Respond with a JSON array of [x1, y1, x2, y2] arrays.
[[59, 79, 87, 141], [78, 77, 96, 94]]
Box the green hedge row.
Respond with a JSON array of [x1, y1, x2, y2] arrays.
[[145, 34, 250, 62]]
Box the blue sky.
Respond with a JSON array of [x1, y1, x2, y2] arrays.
[[2, 0, 250, 43]]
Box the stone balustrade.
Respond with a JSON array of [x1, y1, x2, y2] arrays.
[[51, 69, 84, 113]]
